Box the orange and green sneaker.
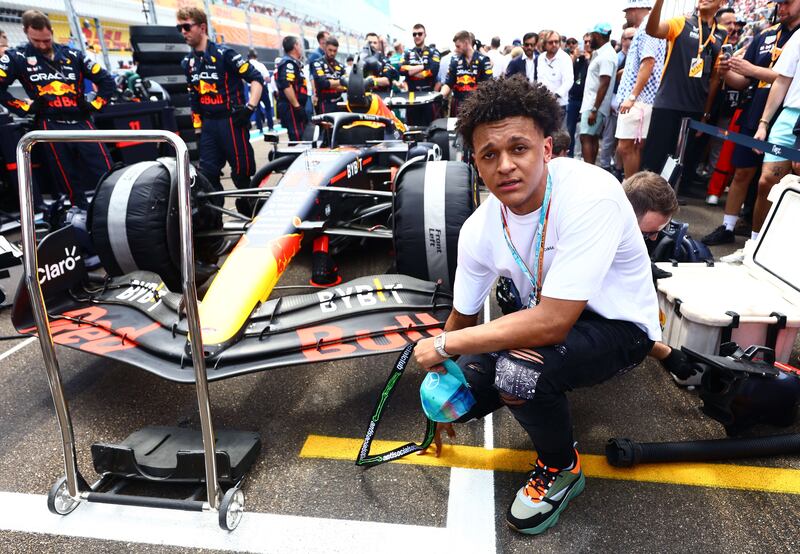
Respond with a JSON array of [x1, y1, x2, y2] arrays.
[[506, 450, 585, 535]]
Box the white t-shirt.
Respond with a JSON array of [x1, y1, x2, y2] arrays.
[[580, 41, 618, 116], [453, 157, 661, 341], [774, 29, 800, 109], [486, 48, 507, 79], [538, 49, 574, 106]]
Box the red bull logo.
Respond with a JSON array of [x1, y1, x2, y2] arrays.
[[7, 99, 30, 112], [196, 80, 218, 94], [455, 74, 476, 86], [36, 81, 76, 96]]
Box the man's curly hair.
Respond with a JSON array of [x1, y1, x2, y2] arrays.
[[456, 75, 562, 151]]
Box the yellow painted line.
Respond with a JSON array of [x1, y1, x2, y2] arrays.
[[300, 435, 800, 496]]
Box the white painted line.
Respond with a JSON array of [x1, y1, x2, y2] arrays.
[[0, 489, 493, 553], [0, 336, 36, 362], [447, 469, 496, 553], [482, 297, 494, 451]]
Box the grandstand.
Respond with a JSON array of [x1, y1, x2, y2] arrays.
[[0, 0, 389, 70]]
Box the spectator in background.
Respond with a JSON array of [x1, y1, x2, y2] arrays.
[[580, 23, 617, 165], [642, 0, 726, 182], [538, 30, 574, 122], [703, 0, 800, 245], [565, 37, 579, 56], [307, 31, 328, 64], [701, 5, 746, 205], [615, 0, 665, 178], [486, 36, 507, 78], [567, 34, 592, 156], [505, 32, 539, 81], [0, 29, 7, 56], [247, 49, 274, 132], [749, 19, 800, 243], [390, 41, 404, 72], [598, 25, 635, 174], [552, 128, 571, 157]]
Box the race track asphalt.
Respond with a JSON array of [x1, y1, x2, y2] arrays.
[[0, 138, 798, 553]]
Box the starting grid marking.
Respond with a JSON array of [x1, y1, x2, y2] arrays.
[[300, 435, 800, 496], [0, 468, 495, 553]]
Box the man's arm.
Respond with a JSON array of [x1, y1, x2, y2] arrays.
[[620, 57, 655, 113], [646, 0, 672, 39], [588, 74, 611, 124], [247, 80, 263, 107], [414, 297, 586, 370], [0, 53, 30, 115], [82, 57, 115, 110], [754, 73, 792, 140]]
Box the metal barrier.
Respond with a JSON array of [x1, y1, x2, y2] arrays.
[[15, 130, 221, 512]]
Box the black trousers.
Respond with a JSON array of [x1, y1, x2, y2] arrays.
[[641, 107, 702, 179], [276, 101, 306, 141], [456, 311, 652, 468], [199, 115, 255, 190], [37, 118, 113, 208]]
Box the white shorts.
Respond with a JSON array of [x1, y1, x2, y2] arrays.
[[615, 101, 653, 141]]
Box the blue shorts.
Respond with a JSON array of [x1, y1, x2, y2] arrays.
[[763, 106, 800, 163], [731, 126, 763, 169], [579, 110, 606, 136]]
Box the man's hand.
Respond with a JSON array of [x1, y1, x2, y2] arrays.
[[619, 98, 634, 114], [418, 422, 455, 457], [718, 56, 731, 77], [413, 336, 447, 373], [588, 110, 597, 126], [753, 123, 768, 153], [293, 104, 308, 123], [727, 57, 754, 78], [232, 104, 253, 128]]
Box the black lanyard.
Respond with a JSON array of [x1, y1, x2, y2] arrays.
[[356, 344, 436, 467]]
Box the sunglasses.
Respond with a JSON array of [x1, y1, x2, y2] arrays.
[[412, 32, 424, 37], [176, 22, 198, 32], [523, 42, 536, 48], [730, 29, 741, 36], [546, 40, 560, 45]]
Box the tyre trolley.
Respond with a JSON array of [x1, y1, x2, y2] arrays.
[[15, 130, 259, 531]]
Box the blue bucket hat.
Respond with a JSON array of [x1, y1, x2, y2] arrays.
[[420, 359, 476, 423]]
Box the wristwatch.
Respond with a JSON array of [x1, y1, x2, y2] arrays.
[[627, 94, 636, 102], [433, 332, 452, 358], [245, 103, 256, 111], [590, 107, 598, 113]]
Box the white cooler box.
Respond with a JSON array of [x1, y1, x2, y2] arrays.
[[656, 178, 800, 364]]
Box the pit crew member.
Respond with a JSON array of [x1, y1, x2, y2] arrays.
[[441, 30, 493, 117], [413, 77, 659, 535], [0, 10, 114, 209], [363, 32, 399, 93], [276, 36, 310, 142], [178, 7, 263, 214], [312, 36, 346, 114], [399, 23, 441, 126]]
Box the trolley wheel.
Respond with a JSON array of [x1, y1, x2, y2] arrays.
[[47, 476, 81, 516], [218, 487, 245, 531]]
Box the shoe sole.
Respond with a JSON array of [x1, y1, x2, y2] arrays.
[[507, 473, 586, 535]]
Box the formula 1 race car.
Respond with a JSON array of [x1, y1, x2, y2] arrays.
[[12, 99, 477, 383]]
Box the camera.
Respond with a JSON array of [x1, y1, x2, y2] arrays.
[[722, 44, 734, 59]]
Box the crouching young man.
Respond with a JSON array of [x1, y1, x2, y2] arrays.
[[413, 76, 661, 535]]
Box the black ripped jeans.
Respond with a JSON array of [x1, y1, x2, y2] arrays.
[[456, 311, 653, 469]]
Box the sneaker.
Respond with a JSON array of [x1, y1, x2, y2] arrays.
[[651, 263, 672, 281], [701, 225, 735, 246], [507, 451, 585, 535], [706, 194, 719, 205], [720, 247, 745, 264]]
